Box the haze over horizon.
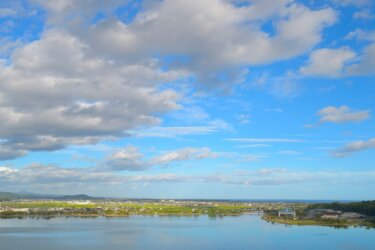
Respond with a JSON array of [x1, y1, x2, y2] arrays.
[[0, 0, 374, 200]]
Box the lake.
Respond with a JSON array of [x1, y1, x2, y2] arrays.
[[0, 215, 374, 249]]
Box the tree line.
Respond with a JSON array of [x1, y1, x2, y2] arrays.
[[307, 201, 375, 216]]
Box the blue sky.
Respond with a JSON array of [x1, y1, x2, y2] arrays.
[[0, 0, 375, 200]]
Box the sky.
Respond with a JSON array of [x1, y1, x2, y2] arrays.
[[0, 0, 374, 200]]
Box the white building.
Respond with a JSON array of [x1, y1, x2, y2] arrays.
[[278, 208, 296, 218]]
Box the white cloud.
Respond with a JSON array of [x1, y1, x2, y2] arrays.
[[31, 0, 124, 24], [347, 43, 375, 75], [302, 43, 375, 78], [253, 72, 303, 98], [132, 126, 218, 138], [105, 146, 150, 171], [300, 47, 356, 77], [0, 0, 338, 159], [217, 168, 375, 186], [151, 147, 216, 165], [269, 77, 302, 98], [131, 119, 230, 138], [0, 38, 24, 58], [332, 138, 375, 158], [68, 0, 336, 86], [353, 9, 374, 19], [0, 29, 182, 159], [226, 138, 302, 143], [169, 106, 210, 123], [345, 29, 375, 42], [1, 164, 375, 193], [317, 105, 370, 124], [106, 146, 216, 171], [278, 150, 302, 155]]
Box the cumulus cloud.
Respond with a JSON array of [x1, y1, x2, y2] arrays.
[[299, 39, 375, 77], [332, 138, 375, 158], [106, 146, 216, 171], [347, 43, 375, 75], [105, 146, 150, 171], [47, 0, 336, 85], [0, 29, 182, 159], [0, 0, 338, 159], [0, 146, 26, 160], [302, 43, 375, 78], [300, 47, 356, 77], [317, 105, 370, 124], [30, 0, 124, 24], [346, 29, 375, 42]]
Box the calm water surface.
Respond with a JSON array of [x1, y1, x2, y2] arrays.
[[0, 215, 374, 249]]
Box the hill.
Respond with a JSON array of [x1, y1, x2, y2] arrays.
[[57, 194, 102, 200], [0, 191, 55, 201], [0, 191, 101, 201]]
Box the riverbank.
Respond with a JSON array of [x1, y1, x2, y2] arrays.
[[262, 214, 375, 229], [2, 199, 374, 230]]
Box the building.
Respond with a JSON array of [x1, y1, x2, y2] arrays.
[[340, 212, 365, 219], [278, 208, 296, 218], [307, 209, 339, 219], [321, 212, 340, 219], [10, 208, 29, 213]]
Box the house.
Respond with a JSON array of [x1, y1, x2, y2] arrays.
[[278, 208, 296, 218], [321, 211, 340, 219], [307, 209, 340, 219], [340, 212, 365, 219], [10, 208, 29, 213]]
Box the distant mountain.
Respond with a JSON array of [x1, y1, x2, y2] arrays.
[[57, 194, 102, 200], [0, 191, 102, 201], [0, 191, 54, 200]]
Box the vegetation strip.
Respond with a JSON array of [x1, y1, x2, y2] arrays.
[[1, 200, 374, 229]]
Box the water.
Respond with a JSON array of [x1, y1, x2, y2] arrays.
[[0, 215, 374, 249]]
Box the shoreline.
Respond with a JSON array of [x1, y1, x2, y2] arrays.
[[262, 214, 375, 229], [0, 211, 251, 219], [2, 212, 375, 230], [1, 200, 374, 229]]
